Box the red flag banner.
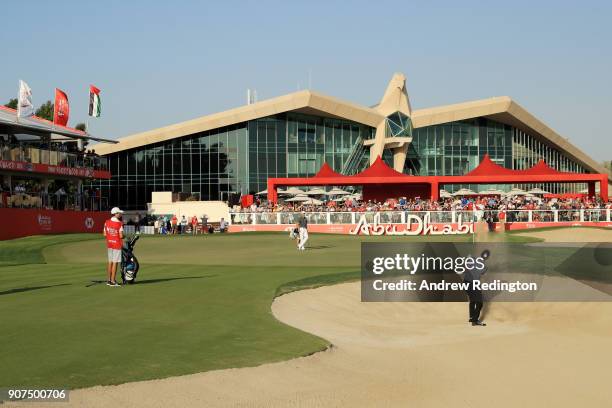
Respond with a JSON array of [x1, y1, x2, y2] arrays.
[[53, 88, 70, 126]]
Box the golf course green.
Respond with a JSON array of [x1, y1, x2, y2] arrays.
[[1, 231, 538, 389]]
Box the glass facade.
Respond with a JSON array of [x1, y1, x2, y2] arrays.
[[248, 113, 373, 192], [512, 127, 587, 193], [97, 114, 593, 210], [97, 113, 373, 210], [408, 118, 587, 193], [385, 111, 413, 138]]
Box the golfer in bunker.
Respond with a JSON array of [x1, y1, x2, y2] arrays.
[[103, 207, 124, 287], [460, 250, 490, 326]]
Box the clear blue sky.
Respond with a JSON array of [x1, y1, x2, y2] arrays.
[[2, 0, 610, 162]]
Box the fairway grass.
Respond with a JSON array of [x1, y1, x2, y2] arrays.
[[1, 231, 521, 389]]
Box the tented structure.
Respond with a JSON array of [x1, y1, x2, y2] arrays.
[[267, 154, 609, 203]]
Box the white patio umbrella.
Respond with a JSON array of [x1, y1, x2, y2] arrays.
[[527, 187, 550, 195], [478, 188, 504, 196], [305, 188, 327, 195], [328, 187, 350, 195], [452, 188, 477, 196], [284, 195, 310, 202], [285, 187, 306, 195], [506, 187, 527, 196], [439, 189, 452, 198], [256, 189, 267, 195], [303, 198, 323, 205]]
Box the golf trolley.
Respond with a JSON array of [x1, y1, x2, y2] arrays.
[[121, 234, 140, 284]]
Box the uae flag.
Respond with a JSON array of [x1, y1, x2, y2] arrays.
[[89, 85, 101, 117]]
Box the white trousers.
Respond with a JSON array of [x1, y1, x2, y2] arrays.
[[298, 227, 309, 249]]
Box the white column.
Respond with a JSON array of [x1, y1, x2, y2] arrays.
[[553, 210, 559, 223], [528, 210, 533, 223], [451, 210, 456, 224], [326, 212, 331, 225], [277, 212, 281, 225], [580, 209, 585, 222]]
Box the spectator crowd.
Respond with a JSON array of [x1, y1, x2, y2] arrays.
[[234, 194, 611, 214], [126, 213, 228, 235]]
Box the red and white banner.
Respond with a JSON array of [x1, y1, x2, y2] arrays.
[[53, 88, 70, 126], [229, 222, 612, 235], [0, 208, 109, 240], [0, 159, 110, 179]]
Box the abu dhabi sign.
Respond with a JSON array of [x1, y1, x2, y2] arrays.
[[349, 213, 474, 236]]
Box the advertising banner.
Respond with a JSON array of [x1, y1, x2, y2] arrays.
[[53, 88, 70, 126], [0, 159, 110, 179], [0, 208, 108, 240]]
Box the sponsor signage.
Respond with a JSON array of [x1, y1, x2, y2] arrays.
[[349, 213, 474, 236], [37, 214, 53, 231], [0, 208, 108, 240], [0, 159, 110, 179], [228, 221, 611, 235]]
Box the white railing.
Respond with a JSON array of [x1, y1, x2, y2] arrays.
[[228, 209, 612, 225]]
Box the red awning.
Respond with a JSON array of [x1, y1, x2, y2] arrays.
[[522, 159, 571, 175], [351, 156, 406, 178], [312, 162, 343, 178], [266, 153, 609, 202], [465, 154, 520, 176], [466, 154, 574, 176]]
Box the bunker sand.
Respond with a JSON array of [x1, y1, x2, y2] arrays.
[[515, 226, 612, 243], [13, 227, 612, 408]]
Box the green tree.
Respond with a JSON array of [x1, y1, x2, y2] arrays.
[[35, 100, 54, 121], [75, 123, 87, 132], [4, 98, 18, 109]]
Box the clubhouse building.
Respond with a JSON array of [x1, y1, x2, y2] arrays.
[[93, 73, 610, 210]]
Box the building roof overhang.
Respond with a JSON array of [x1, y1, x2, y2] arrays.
[[0, 106, 116, 144], [412, 97, 609, 180], [93, 90, 384, 155], [91, 85, 608, 183]]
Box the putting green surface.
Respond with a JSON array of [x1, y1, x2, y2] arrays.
[[1, 232, 480, 389], [6, 230, 607, 390]]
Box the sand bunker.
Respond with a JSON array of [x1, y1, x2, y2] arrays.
[[10, 227, 612, 408], [516, 226, 611, 242]]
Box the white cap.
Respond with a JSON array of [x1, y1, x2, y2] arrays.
[[111, 207, 124, 215]]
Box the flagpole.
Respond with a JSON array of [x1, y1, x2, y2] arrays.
[[16, 81, 20, 124], [85, 86, 89, 135], [52, 88, 56, 133], [86, 85, 92, 136]]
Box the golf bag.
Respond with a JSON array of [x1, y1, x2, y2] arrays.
[[121, 235, 140, 284]]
